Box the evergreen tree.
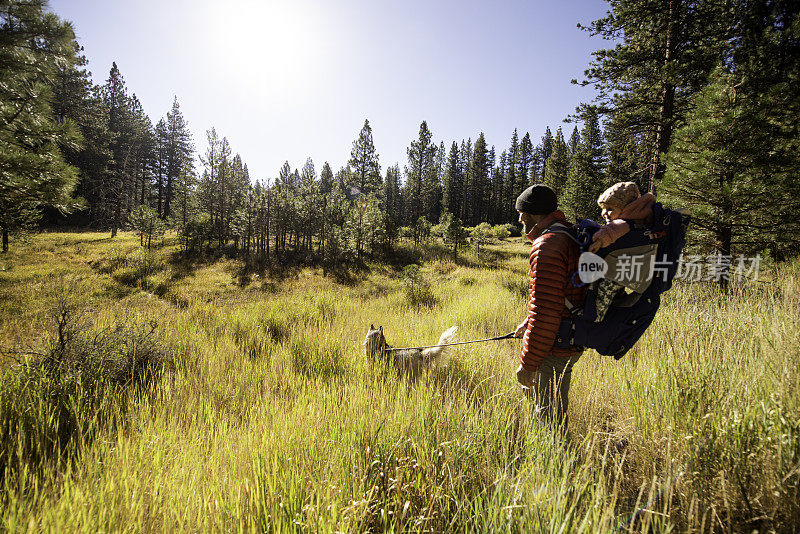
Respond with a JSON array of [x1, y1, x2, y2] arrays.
[[298, 157, 317, 251], [577, 0, 733, 192], [563, 110, 606, 220], [421, 140, 444, 222], [543, 127, 569, 201], [458, 138, 472, 220], [516, 132, 534, 197], [539, 127, 554, 178], [102, 62, 147, 237], [604, 111, 647, 186], [348, 118, 381, 196], [162, 97, 193, 219], [567, 126, 580, 156], [405, 121, 436, 223], [442, 142, 462, 218], [505, 130, 519, 218], [154, 117, 168, 213], [530, 145, 544, 185], [319, 161, 334, 195], [0, 0, 83, 250], [49, 39, 112, 227], [198, 128, 241, 245], [466, 133, 489, 225], [278, 161, 296, 190], [383, 163, 401, 217], [491, 149, 506, 224], [663, 68, 800, 279], [441, 211, 467, 259]]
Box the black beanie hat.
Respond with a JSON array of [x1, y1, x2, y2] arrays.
[[515, 185, 557, 215]]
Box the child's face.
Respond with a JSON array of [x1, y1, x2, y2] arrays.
[[601, 206, 621, 223]]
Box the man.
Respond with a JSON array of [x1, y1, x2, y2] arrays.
[[513, 184, 587, 429]]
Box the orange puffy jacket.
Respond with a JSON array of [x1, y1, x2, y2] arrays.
[[520, 210, 587, 371]]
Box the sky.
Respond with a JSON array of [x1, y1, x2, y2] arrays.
[[48, 0, 611, 183]]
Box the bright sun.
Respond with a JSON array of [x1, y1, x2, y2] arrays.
[[205, 1, 317, 88]]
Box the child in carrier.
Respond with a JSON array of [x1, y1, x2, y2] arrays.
[[588, 182, 656, 321]]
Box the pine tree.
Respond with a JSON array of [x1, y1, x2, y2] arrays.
[[663, 67, 800, 281], [154, 118, 168, 213], [516, 132, 534, 194], [543, 127, 569, 201], [567, 126, 580, 156], [563, 110, 606, 220], [467, 133, 489, 225], [0, 0, 81, 252], [278, 161, 296, 191], [383, 163, 401, 220], [319, 162, 334, 195], [348, 119, 381, 196], [530, 145, 544, 185], [0, 0, 83, 250], [604, 111, 647, 187], [490, 149, 505, 224], [49, 40, 112, 227], [458, 138, 472, 220], [577, 0, 733, 192], [420, 140, 444, 222], [299, 157, 317, 251], [163, 97, 193, 219], [539, 127, 554, 178], [442, 142, 462, 218], [405, 121, 436, 223], [505, 130, 519, 218], [198, 128, 238, 245], [102, 62, 146, 237]]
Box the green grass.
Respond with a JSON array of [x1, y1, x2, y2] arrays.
[[0, 231, 798, 531]]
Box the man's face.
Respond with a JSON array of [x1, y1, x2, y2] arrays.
[[517, 211, 540, 236]]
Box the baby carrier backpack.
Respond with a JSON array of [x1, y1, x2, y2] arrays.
[[545, 203, 690, 359]]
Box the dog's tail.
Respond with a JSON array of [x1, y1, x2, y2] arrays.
[[421, 325, 458, 365]]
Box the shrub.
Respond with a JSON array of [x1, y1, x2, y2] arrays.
[[0, 296, 172, 480], [504, 223, 522, 237], [493, 225, 510, 240], [128, 205, 167, 249], [414, 217, 432, 246], [402, 264, 437, 308], [470, 222, 493, 250], [442, 213, 467, 258]]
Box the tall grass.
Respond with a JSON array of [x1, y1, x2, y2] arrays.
[[0, 232, 797, 531]]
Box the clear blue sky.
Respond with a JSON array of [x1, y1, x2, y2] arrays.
[[48, 0, 610, 182]]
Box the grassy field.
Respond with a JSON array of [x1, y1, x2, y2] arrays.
[[1, 232, 798, 532]]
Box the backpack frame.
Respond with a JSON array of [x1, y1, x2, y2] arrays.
[[544, 203, 690, 359]]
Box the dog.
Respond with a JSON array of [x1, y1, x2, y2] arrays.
[[363, 324, 457, 380]]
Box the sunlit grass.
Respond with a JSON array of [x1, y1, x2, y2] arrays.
[[1, 231, 798, 531]]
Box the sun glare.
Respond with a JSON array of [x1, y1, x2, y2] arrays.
[[205, 1, 317, 89]]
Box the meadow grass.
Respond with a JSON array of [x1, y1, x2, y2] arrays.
[[0, 232, 798, 532]]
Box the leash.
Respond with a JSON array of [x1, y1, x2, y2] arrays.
[[385, 331, 517, 352]]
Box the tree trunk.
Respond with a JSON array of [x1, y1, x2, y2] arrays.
[[646, 0, 680, 195], [716, 223, 732, 291], [715, 170, 735, 291]]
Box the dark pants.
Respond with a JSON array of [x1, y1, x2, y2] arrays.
[[531, 354, 577, 430]]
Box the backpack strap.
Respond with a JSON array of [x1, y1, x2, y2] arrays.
[[542, 222, 598, 251], [564, 297, 580, 316]]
